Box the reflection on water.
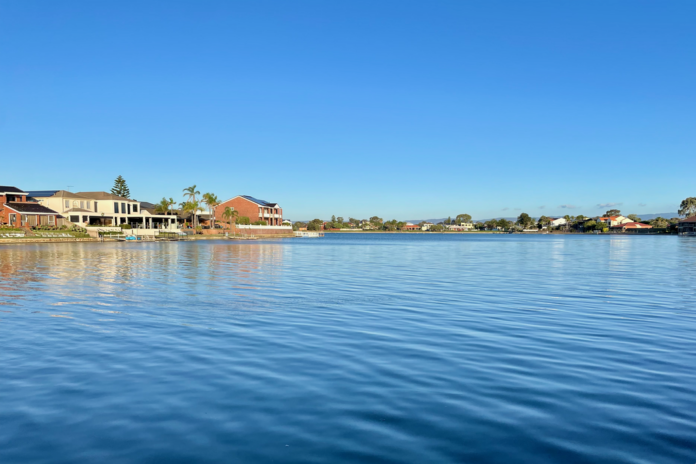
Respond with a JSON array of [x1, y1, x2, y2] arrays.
[[1, 235, 695, 464]]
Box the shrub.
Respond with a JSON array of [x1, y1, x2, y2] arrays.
[[237, 216, 251, 225], [119, 224, 132, 230], [252, 220, 268, 226]]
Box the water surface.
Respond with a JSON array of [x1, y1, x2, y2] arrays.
[[1, 234, 695, 463]]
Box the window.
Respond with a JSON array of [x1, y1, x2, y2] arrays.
[[69, 215, 79, 223], [21, 215, 28, 226], [86, 201, 90, 210], [127, 203, 131, 214], [9, 214, 16, 225], [65, 200, 69, 209], [48, 215, 55, 225], [94, 202, 98, 212], [114, 202, 119, 213], [80, 201, 84, 209], [73, 200, 79, 208], [132, 204, 138, 212], [121, 203, 126, 214]]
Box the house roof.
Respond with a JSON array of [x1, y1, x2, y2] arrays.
[[28, 190, 89, 199], [678, 215, 696, 223], [611, 222, 652, 229], [240, 195, 279, 207], [77, 191, 133, 202], [0, 186, 28, 195], [4, 202, 60, 215]]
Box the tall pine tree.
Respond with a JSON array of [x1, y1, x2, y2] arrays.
[[111, 175, 131, 198]]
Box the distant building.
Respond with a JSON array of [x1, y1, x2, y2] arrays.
[[215, 195, 284, 226], [401, 224, 420, 231], [610, 222, 653, 233], [421, 222, 434, 231], [597, 215, 632, 227], [1, 185, 61, 227], [678, 216, 696, 235], [549, 218, 567, 227]]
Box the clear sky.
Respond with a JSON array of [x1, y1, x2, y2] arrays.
[[1, 1, 694, 221]]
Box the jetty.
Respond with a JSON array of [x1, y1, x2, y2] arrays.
[[294, 231, 324, 238]]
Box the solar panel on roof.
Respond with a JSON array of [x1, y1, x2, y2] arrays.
[[26, 190, 60, 197], [241, 195, 277, 207]]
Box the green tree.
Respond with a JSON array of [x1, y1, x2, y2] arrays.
[[307, 219, 323, 231], [154, 197, 170, 214], [605, 209, 621, 217], [182, 201, 203, 231], [202, 193, 220, 229], [516, 213, 534, 229], [678, 197, 696, 218], [111, 175, 130, 199], [455, 214, 472, 224], [651, 217, 669, 228], [627, 214, 641, 222], [237, 216, 251, 225], [369, 216, 383, 224], [183, 185, 201, 228], [222, 206, 239, 230]]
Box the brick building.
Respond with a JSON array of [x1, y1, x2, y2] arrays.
[[215, 195, 283, 226], [1, 185, 61, 227]]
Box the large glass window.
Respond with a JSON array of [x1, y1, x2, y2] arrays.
[[65, 200, 69, 209], [9, 214, 16, 225], [48, 215, 55, 225], [86, 201, 90, 210], [21, 215, 28, 226], [114, 202, 119, 213], [94, 202, 98, 212], [127, 203, 131, 214], [121, 203, 126, 214], [133, 204, 138, 212], [80, 201, 84, 209]]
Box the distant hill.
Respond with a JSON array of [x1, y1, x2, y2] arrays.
[[633, 212, 679, 220]]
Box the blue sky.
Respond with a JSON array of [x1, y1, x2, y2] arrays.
[[1, 1, 694, 221]]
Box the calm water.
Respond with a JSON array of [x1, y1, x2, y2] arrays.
[[1, 234, 695, 463]]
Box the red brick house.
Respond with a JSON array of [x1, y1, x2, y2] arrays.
[[0, 185, 61, 227], [214, 195, 283, 226]]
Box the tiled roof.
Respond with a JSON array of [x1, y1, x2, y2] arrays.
[[4, 202, 60, 214], [679, 215, 696, 223], [77, 191, 133, 201], [612, 222, 652, 229], [0, 186, 28, 194]]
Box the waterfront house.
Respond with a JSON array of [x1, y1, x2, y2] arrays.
[[678, 216, 696, 235], [610, 222, 653, 233], [421, 222, 434, 231], [401, 224, 420, 231], [28, 190, 177, 229], [1, 186, 62, 227], [597, 215, 632, 227], [215, 195, 284, 226], [549, 218, 567, 227]]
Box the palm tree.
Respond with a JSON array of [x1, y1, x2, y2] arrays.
[[183, 185, 201, 227], [182, 201, 203, 231], [202, 193, 220, 229], [155, 197, 174, 215], [222, 207, 238, 232]]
